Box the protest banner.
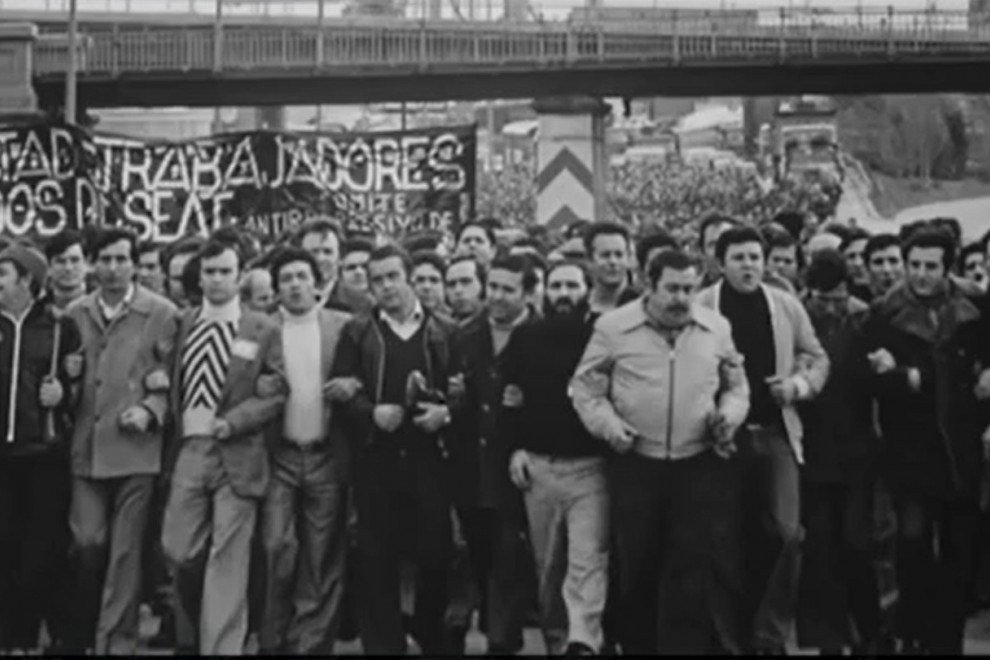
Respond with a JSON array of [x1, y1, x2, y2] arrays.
[[0, 121, 477, 243]]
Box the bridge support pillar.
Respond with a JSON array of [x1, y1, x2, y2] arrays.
[[0, 23, 39, 118], [533, 95, 610, 229]]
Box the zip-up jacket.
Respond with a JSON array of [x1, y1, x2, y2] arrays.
[[0, 299, 83, 457], [570, 299, 750, 460], [329, 307, 463, 452]]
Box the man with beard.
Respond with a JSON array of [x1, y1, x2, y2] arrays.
[[572, 249, 750, 654], [795, 250, 880, 655], [498, 260, 608, 655]]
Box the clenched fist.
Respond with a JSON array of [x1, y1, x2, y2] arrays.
[[39, 376, 64, 408]]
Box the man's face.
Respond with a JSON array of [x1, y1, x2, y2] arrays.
[[867, 246, 904, 296], [807, 282, 850, 322], [722, 242, 765, 294], [445, 260, 483, 318], [906, 246, 947, 298], [545, 264, 588, 316], [486, 267, 527, 324], [843, 238, 869, 285], [457, 226, 495, 264], [199, 248, 240, 306], [168, 252, 194, 304], [49, 243, 86, 290], [411, 263, 445, 312], [340, 250, 370, 293], [137, 249, 165, 293], [94, 239, 135, 295], [767, 245, 800, 285], [703, 222, 733, 261], [647, 266, 700, 327], [276, 261, 318, 315], [247, 268, 275, 313], [0, 261, 29, 309], [590, 234, 631, 288], [369, 256, 414, 313], [301, 230, 340, 285], [964, 252, 988, 291]]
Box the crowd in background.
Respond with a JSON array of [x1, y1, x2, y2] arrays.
[[2, 198, 990, 657], [477, 160, 843, 242]]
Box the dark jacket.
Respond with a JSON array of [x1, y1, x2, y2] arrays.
[[449, 308, 540, 512], [0, 299, 82, 457], [499, 307, 604, 460], [863, 281, 985, 501], [330, 306, 462, 458], [798, 295, 877, 484]]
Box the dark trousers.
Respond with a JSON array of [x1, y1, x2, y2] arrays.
[[0, 455, 71, 650], [353, 447, 453, 655], [893, 494, 979, 654], [66, 474, 155, 654], [455, 505, 532, 653], [797, 474, 880, 650], [609, 450, 743, 655], [738, 425, 803, 652]]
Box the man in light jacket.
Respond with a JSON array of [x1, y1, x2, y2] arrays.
[[65, 228, 179, 654], [696, 225, 830, 655], [571, 248, 750, 654]]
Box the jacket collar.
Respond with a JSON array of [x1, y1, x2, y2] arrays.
[[879, 280, 980, 344]]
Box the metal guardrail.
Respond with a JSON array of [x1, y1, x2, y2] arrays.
[[26, 9, 990, 77]]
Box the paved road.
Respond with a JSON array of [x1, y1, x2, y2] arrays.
[[133, 611, 990, 655]]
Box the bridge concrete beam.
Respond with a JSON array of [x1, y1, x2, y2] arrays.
[[533, 95, 610, 229], [0, 23, 40, 119]]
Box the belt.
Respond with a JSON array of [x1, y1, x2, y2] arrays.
[[282, 439, 327, 453]]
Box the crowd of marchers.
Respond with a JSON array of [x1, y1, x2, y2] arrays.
[[1, 210, 990, 656]]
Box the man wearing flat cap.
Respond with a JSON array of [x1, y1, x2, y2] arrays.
[[0, 243, 83, 653]]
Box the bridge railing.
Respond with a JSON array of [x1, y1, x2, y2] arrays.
[[28, 8, 990, 76]]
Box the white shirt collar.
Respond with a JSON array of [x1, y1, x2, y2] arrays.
[[489, 305, 530, 331], [97, 284, 135, 321], [379, 300, 425, 325], [199, 296, 242, 324]]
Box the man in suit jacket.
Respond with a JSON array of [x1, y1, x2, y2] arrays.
[[258, 247, 358, 654], [696, 225, 829, 655], [64, 228, 179, 655], [161, 239, 286, 655]]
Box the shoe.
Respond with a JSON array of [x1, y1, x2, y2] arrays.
[[565, 641, 597, 656]]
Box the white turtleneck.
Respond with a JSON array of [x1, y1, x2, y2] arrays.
[[281, 305, 324, 445]]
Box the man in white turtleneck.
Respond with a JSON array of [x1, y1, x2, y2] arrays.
[[258, 247, 359, 655]]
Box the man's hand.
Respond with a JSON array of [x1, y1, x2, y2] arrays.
[[448, 374, 467, 403], [373, 404, 405, 433], [906, 368, 922, 393], [509, 450, 534, 490], [39, 376, 64, 408], [144, 370, 170, 393], [413, 403, 450, 434], [766, 376, 799, 407], [119, 405, 152, 433], [867, 348, 897, 375], [211, 418, 232, 440], [604, 418, 638, 454], [323, 377, 362, 403], [975, 369, 990, 401], [707, 409, 737, 459], [256, 374, 286, 398], [503, 384, 524, 408]]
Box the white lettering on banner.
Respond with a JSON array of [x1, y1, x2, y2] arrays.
[[0, 123, 477, 242]]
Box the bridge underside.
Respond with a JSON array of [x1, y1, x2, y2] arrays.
[[33, 58, 990, 108]]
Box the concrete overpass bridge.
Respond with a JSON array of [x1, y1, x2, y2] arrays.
[[3, 4, 990, 108]]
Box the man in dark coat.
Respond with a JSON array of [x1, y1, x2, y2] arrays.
[[330, 244, 462, 655], [448, 254, 541, 655], [863, 228, 984, 655], [795, 250, 880, 654]]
